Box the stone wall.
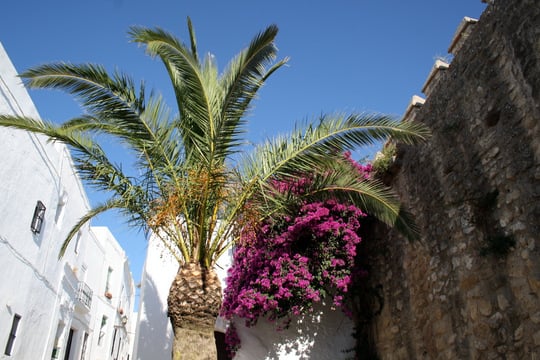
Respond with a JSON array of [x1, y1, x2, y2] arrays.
[[366, 1, 540, 359]]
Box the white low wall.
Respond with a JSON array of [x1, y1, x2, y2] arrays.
[[134, 231, 354, 360], [233, 302, 355, 360]]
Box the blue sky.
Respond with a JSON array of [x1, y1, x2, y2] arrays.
[[1, 0, 486, 291]]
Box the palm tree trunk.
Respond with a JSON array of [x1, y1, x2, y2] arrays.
[[168, 262, 222, 360]]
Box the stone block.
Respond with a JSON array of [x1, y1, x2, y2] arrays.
[[474, 337, 488, 350], [514, 325, 523, 342], [497, 294, 510, 311], [530, 312, 540, 324], [470, 302, 480, 322], [528, 277, 540, 294], [433, 316, 452, 335], [534, 330, 540, 346], [461, 275, 480, 292], [487, 312, 503, 329], [478, 299, 493, 317]]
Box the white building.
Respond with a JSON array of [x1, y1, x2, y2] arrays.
[[131, 233, 177, 360], [0, 42, 135, 360], [84, 227, 136, 360]]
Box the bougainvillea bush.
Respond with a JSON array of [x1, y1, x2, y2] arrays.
[[221, 154, 373, 356]]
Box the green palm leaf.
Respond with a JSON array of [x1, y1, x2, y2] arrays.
[[0, 20, 429, 266]]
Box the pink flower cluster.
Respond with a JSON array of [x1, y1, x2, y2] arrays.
[[343, 151, 372, 180], [221, 199, 366, 327], [220, 154, 372, 355], [224, 323, 241, 359]]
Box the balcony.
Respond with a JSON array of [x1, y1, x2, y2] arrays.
[[75, 281, 93, 312]]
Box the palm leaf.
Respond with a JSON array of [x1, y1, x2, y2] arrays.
[[59, 198, 130, 257], [129, 25, 212, 163], [0, 20, 430, 267], [243, 113, 429, 182]]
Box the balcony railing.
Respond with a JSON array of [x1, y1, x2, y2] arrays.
[[75, 281, 93, 311]]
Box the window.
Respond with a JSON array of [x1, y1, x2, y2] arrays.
[[4, 314, 21, 356], [74, 232, 82, 254], [98, 316, 107, 346], [30, 201, 46, 233], [51, 321, 64, 359], [105, 267, 113, 298], [79, 332, 89, 360], [110, 328, 117, 356], [63, 329, 74, 360]]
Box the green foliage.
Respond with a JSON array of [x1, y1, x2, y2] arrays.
[[0, 18, 429, 266], [372, 142, 397, 174]]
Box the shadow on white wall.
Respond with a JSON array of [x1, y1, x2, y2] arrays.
[[233, 301, 355, 360], [133, 264, 175, 360]]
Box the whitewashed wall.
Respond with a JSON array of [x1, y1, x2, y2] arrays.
[[134, 230, 354, 360], [0, 42, 135, 360], [132, 232, 177, 360], [232, 303, 355, 360], [133, 231, 233, 360], [0, 41, 87, 360], [87, 226, 135, 360]]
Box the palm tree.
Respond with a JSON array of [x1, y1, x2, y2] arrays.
[[0, 19, 428, 359]]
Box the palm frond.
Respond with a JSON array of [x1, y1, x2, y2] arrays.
[[214, 25, 288, 162], [21, 63, 145, 122], [59, 198, 127, 257], [243, 113, 429, 181], [237, 113, 429, 241], [1, 20, 430, 268], [307, 168, 419, 240], [0, 114, 149, 224], [129, 25, 213, 163], [186, 16, 199, 63]]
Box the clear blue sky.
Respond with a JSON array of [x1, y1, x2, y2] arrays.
[[1, 0, 486, 291]]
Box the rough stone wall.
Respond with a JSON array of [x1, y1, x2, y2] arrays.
[[366, 1, 540, 359]]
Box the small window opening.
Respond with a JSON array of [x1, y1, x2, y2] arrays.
[[74, 232, 82, 255], [4, 314, 21, 356], [110, 328, 117, 356], [30, 201, 46, 234], [80, 332, 89, 360], [51, 321, 65, 359], [63, 328, 74, 360], [105, 267, 113, 293], [98, 316, 107, 346]]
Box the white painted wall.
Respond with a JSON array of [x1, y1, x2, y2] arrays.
[[132, 232, 176, 360], [133, 231, 233, 360], [86, 227, 135, 360], [0, 41, 87, 360], [0, 42, 135, 360], [232, 303, 355, 360], [134, 228, 353, 359]]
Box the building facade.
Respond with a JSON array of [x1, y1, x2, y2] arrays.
[[0, 43, 135, 360]]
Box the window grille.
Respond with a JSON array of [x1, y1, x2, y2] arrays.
[[76, 282, 93, 309], [30, 201, 46, 233]]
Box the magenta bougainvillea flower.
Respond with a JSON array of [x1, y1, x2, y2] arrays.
[[221, 155, 372, 355]]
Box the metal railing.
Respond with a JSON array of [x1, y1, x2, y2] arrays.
[[76, 281, 93, 310]]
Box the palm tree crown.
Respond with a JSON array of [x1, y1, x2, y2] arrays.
[[0, 18, 429, 270]]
